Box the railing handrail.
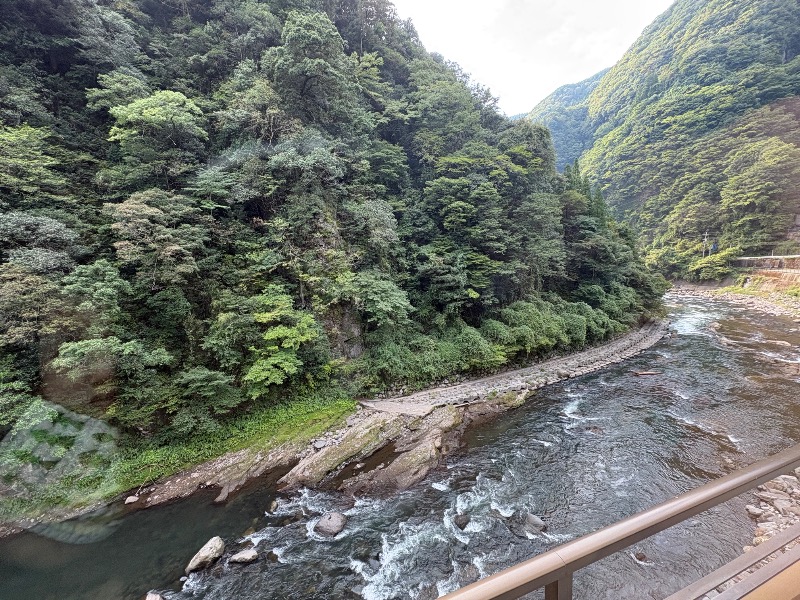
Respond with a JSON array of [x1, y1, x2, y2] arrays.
[[442, 443, 800, 600]]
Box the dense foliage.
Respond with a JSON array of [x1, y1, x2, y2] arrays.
[[529, 0, 800, 278], [0, 0, 663, 456]]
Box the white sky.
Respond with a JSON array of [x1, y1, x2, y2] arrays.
[[390, 0, 676, 115]]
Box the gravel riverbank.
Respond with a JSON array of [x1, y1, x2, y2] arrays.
[[700, 472, 800, 596], [669, 283, 800, 319]]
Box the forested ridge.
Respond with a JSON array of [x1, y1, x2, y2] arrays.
[[529, 0, 800, 280], [528, 69, 608, 171], [0, 0, 663, 512]]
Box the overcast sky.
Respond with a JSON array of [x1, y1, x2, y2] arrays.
[[390, 0, 676, 116]]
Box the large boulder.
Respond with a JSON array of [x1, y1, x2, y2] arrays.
[[314, 512, 347, 537], [185, 536, 225, 574], [145, 593, 164, 600]]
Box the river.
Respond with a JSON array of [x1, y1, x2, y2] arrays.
[[1, 295, 799, 600]]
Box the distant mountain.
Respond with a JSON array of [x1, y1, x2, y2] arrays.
[[527, 69, 608, 170], [533, 0, 800, 278], [586, 0, 800, 276]]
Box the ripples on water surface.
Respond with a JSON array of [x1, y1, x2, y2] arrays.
[[1, 297, 799, 600]]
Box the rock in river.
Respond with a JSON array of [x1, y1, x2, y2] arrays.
[[230, 548, 259, 564], [522, 512, 547, 532], [453, 514, 470, 530], [509, 511, 547, 537], [314, 512, 347, 536], [185, 536, 225, 574]]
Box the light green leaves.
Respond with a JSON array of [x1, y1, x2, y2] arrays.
[[86, 68, 151, 112], [109, 91, 207, 145], [105, 91, 208, 189], [243, 289, 321, 397], [0, 125, 65, 209]]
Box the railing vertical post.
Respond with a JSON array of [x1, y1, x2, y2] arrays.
[[544, 574, 573, 600]]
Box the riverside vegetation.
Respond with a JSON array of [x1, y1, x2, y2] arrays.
[[0, 0, 666, 523], [528, 0, 800, 280]]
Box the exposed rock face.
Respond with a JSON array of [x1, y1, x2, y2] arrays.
[[229, 548, 258, 564], [185, 536, 225, 574], [280, 412, 407, 490], [140, 442, 304, 511], [314, 512, 347, 537], [281, 323, 667, 499], [337, 406, 463, 495]]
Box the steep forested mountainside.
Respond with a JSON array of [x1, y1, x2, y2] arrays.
[[0, 0, 664, 471], [542, 0, 800, 279], [528, 69, 608, 170]]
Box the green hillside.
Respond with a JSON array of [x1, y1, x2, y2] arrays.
[[574, 0, 800, 278], [0, 0, 664, 511]]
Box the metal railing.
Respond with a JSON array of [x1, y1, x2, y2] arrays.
[[441, 443, 800, 600]]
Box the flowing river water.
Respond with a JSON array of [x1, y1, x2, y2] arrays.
[[2, 295, 800, 600]]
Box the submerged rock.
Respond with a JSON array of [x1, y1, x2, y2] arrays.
[[453, 514, 470, 530], [522, 513, 547, 532], [229, 548, 258, 564], [508, 511, 547, 537], [314, 512, 347, 536], [278, 510, 305, 527], [185, 536, 225, 574]]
